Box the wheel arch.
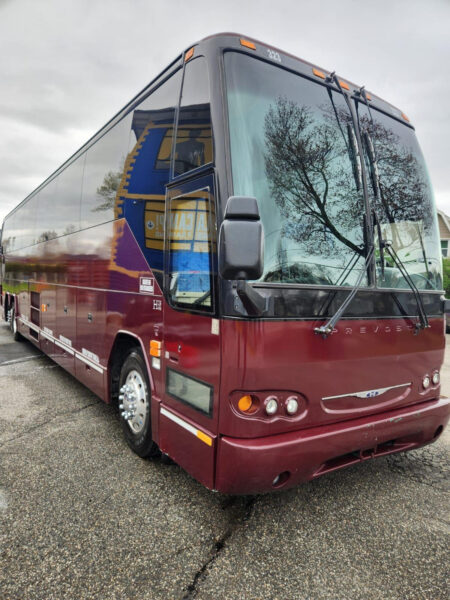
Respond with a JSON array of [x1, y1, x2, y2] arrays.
[[107, 330, 154, 405]]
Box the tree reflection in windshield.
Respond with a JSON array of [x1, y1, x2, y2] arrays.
[[356, 105, 441, 289], [225, 51, 441, 289], [264, 98, 363, 256]]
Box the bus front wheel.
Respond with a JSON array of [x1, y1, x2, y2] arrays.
[[118, 349, 159, 458]]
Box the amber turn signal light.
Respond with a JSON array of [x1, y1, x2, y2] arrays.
[[238, 395, 253, 412], [150, 339, 161, 357]]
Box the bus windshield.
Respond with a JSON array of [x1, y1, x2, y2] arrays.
[[224, 51, 442, 290]]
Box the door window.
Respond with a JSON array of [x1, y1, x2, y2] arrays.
[[167, 188, 216, 311]]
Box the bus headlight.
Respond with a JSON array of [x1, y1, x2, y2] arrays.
[[422, 375, 430, 389], [265, 397, 278, 415], [432, 372, 440, 385], [285, 396, 299, 415]]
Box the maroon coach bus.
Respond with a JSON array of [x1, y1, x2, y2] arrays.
[[2, 34, 450, 494]]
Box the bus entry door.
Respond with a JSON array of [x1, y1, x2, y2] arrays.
[[160, 173, 220, 490]]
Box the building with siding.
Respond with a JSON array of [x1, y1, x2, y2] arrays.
[[437, 210, 450, 257]]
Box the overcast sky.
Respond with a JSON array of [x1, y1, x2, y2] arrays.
[[0, 0, 449, 225]]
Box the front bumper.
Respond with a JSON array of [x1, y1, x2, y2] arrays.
[[215, 397, 450, 494]]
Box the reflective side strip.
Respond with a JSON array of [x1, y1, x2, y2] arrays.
[[54, 340, 75, 356], [18, 316, 40, 334], [18, 316, 105, 372], [160, 407, 213, 446], [75, 353, 103, 374]]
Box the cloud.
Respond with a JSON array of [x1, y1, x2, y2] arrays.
[[0, 0, 449, 224]]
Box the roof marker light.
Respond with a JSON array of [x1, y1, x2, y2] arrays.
[[401, 112, 410, 122], [185, 47, 195, 62], [240, 38, 256, 50], [339, 80, 350, 91], [312, 68, 326, 79]]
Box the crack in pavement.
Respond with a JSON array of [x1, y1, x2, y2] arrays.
[[180, 496, 256, 600], [0, 402, 100, 449]]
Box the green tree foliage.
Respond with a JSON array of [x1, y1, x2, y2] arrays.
[[442, 257, 450, 297]]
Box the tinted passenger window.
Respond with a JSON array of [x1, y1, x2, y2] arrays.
[[2, 213, 16, 252], [20, 195, 38, 248], [36, 180, 58, 242], [174, 58, 212, 177], [80, 113, 133, 229], [54, 155, 85, 236], [124, 70, 182, 281]]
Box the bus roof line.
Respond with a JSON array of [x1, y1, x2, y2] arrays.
[[199, 32, 407, 117]]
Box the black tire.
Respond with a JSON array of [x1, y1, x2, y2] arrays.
[[118, 350, 158, 458], [8, 306, 22, 341]]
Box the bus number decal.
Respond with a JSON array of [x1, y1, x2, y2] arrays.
[[267, 49, 281, 63], [140, 276, 155, 294]]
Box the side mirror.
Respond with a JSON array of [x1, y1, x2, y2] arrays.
[[219, 196, 264, 280]]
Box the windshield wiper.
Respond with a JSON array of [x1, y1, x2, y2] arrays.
[[357, 88, 430, 334], [373, 213, 429, 334], [314, 243, 374, 338], [372, 210, 429, 332], [326, 76, 362, 191], [362, 130, 381, 198]]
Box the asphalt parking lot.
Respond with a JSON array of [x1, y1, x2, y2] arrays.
[[0, 322, 449, 600]]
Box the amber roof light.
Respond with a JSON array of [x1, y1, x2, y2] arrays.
[[185, 47, 194, 62], [240, 38, 256, 50]]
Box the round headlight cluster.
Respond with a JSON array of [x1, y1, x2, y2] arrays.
[[235, 393, 303, 418], [423, 372, 440, 389]]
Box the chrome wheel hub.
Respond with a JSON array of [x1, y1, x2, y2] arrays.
[[118, 370, 148, 434]]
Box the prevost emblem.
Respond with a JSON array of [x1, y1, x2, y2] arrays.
[[327, 324, 416, 335], [139, 277, 155, 294]]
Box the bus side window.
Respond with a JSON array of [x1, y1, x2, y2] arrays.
[[167, 189, 216, 311], [174, 57, 213, 177]]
